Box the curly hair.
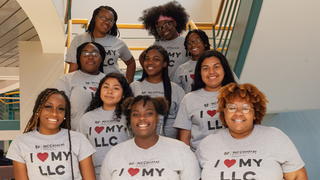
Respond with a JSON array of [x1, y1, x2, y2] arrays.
[[87, 6, 119, 38], [139, 1, 189, 40], [86, 73, 133, 121], [24, 88, 71, 133], [217, 83, 268, 127], [122, 95, 169, 124]]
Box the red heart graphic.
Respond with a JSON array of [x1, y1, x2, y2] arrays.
[[89, 87, 97, 91], [128, 168, 139, 176], [207, 110, 217, 117], [37, 152, 48, 162], [224, 159, 236, 168], [190, 74, 195, 79], [95, 126, 104, 134]]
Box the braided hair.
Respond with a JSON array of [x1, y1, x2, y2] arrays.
[[24, 88, 71, 133], [87, 5, 119, 39]]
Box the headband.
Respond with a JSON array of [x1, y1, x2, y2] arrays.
[[158, 15, 174, 22]]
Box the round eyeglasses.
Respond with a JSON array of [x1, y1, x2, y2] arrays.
[[225, 104, 253, 114], [81, 51, 100, 57]]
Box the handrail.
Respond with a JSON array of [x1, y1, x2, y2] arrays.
[[65, 19, 232, 53]]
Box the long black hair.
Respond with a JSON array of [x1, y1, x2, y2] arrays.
[[86, 73, 133, 121], [184, 29, 210, 56], [24, 88, 71, 133], [87, 6, 119, 39], [139, 45, 172, 133], [192, 50, 236, 91], [139, 45, 172, 109], [139, 1, 189, 40], [76, 42, 105, 73]]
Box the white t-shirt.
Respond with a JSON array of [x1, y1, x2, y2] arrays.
[[55, 70, 105, 130], [130, 80, 185, 138], [100, 136, 200, 180], [6, 129, 95, 180], [79, 107, 131, 178], [65, 32, 133, 74], [154, 36, 188, 79], [172, 59, 197, 93], [196, 125, 305, 180], [173, 88, 224, 151]]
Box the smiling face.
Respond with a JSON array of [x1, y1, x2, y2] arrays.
[[224, 97, 255, 139], [94, 9, 114, 36], [200, 56, 225, 92], [38, 93, 66, 135], [79, 43, 102, 75], [130, 100, 158, 139], [100, 77, 123, 110], [187, 33, 206, 59], [156, 20, 178, 40], [143, 49, 167, 79]]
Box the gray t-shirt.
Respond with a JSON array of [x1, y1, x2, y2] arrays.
[[172, 59, 197, 93], [55, 70, 105, 130], [79, 107, 131, 178], [154, 36, 188, 79], [6, 129, 95, 180], [65, 32, 133, 74], [130, 80, 185, 138], [100, 136, 200, 180], [196, 125, 305, 180], [173, 88, 223, 151]]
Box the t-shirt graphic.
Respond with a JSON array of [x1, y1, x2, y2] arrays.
[[79, 108, 130, 178], [154, 36, 188, 80], [197, 126, 305, 180], [101, 136, 200, 180], [173, 88, 224, 151], [6, 129, 95, 180]]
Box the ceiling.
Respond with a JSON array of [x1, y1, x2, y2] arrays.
[[0, 0, 39, 68]]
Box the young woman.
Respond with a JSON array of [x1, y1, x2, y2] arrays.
[[56, 42, 105, 130], [197, 83, 308, 180], [130, 45, 185, 138], [139, 1, 189, 79], [100, 95, 200, 180], [79, 73, 133, 178], [173, 50, 236, 151], [66, 6, 136, 83], [6, 88, 96, 180], [173, 29, 210, 93]]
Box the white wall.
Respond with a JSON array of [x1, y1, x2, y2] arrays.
[[69, 0, 218, 23], [16, 0, 65, 54], [240, 0, 320, 113], [263, 110, 320, 180]]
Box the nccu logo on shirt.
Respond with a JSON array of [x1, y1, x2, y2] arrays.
[[212, 158, 263, 180]]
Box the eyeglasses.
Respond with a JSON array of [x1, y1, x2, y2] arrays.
[[81, 51, 100, 57], [156, 20, 175, 31], [187, 39, 203, 46], [97, 16, 114, 23], [225, 104, 252, 114]]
